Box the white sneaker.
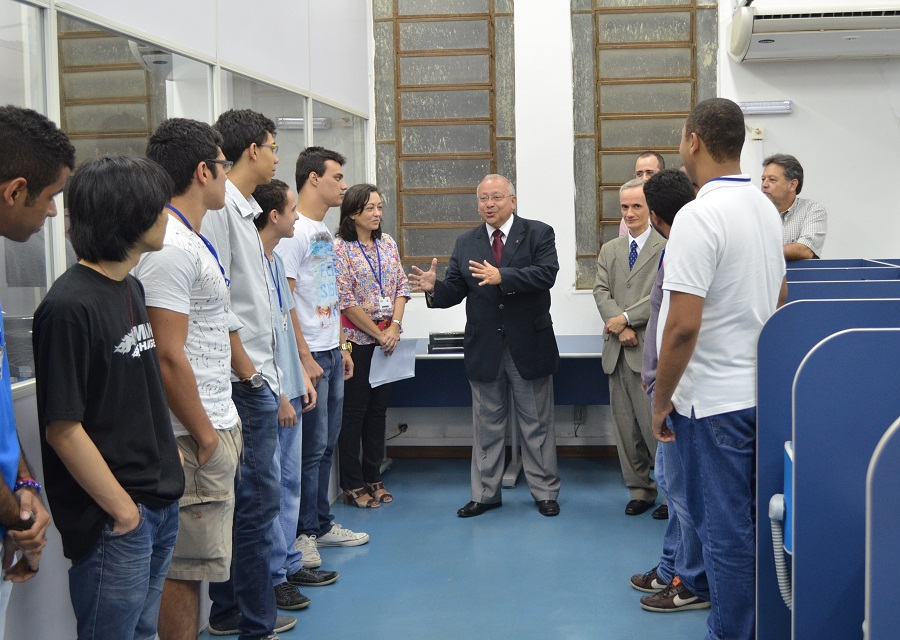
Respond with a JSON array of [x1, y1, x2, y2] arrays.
[[316, 523, 369, 547], [294, 534, 322, 568]]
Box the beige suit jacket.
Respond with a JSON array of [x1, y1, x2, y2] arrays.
[[593, 229, 666, 375]]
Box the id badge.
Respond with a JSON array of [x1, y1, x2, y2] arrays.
[[281, 312, 288, 332], [378, 296, 392, 314]]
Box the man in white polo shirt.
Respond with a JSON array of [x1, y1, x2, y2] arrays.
[[652, 98, 786, 640]]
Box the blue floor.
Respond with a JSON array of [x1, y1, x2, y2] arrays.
[[199, 457, 707, 639]]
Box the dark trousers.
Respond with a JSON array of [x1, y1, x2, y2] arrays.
[[339, 342, 392, 490], [209, 382, 280, 639]]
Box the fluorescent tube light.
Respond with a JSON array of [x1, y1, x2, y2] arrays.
[[739, 100, 793, 115]]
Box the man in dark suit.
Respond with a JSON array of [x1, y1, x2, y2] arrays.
[[594, 179, 666, 516], [408, 174, 561, 518]]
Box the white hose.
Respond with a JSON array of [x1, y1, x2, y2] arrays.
[[769, 493, 793, 610]]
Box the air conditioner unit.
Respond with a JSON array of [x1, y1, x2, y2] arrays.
[[728, 2, 900, 62]]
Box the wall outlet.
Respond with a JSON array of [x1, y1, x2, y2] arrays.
[[574, 405, 587, 425]]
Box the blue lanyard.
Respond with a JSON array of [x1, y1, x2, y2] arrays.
[[166, 205, 230, 287], [356, 239, 384, 295], [264, 254, 283, 310]]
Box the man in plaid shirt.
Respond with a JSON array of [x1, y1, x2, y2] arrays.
[[761, 153, 827, 260]]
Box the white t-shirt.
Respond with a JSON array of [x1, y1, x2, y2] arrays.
[[658, 175, 785, 419], [134, 218, 239, 437], [275, 214, 340, 352]]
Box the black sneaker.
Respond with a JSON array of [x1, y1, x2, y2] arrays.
[[288, 567, 339, 587], [640, 576, 711, 612], [208, 610, 240, 636], [209, 611, 298, 635], [274, 582, 311, 610]]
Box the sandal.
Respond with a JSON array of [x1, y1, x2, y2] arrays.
[[366, 481, 393, 503], [342, 487, 380, 508]]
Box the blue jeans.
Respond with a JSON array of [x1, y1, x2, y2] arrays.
[[210, 382, 280, 639], [270, 397, 304, 584], [670, 407, 756, 640], [656, 438, 678, 583], [655, 434, 708, 596], [298, 348, 344, 538], [69, 502, 179, 640]]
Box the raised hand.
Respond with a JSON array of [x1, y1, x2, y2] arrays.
[[409, 258, 437, 293]]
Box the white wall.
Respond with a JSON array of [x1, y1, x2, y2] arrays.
[[717, 0, 900, 260]]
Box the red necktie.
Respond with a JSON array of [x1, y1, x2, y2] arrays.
[[492, 229, 504, 265]]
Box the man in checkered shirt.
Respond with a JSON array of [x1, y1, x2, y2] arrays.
[[761, 153, 827, 260]]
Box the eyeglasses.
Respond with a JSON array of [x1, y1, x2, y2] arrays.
[[205, 159, 234, 174], [258, 142, 279, 154], [634, 170, 657, 179], [477, 194, 513, 203]]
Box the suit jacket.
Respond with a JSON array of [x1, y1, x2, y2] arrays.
[[428, 215, 560, 383], [593, 229, 666, 375]]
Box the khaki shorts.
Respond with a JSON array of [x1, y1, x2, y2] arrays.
[[168, 426, 241, 582]]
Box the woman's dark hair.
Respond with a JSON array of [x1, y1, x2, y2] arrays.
[[252, 179, 290, 231], [336, 184, 381, 242], [68, 155, 173, 262]]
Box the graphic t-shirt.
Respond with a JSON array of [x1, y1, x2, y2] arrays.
[[33, 265, 184, 560], [275, 215, 340, 352], [134, 219, 238, 437]]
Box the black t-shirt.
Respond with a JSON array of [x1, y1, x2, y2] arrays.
[[33, 264, 184, 560]]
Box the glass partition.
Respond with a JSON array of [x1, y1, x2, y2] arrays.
[[220, 69, 308, 192], [312, 100, 366, 234], [57, 14, 213, 166], [0, 0, 48, 381]]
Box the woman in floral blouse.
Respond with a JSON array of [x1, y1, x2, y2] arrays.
[[333, 184, 409, 508]]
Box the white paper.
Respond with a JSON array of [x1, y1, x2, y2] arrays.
[[369, 339, 417, 387]]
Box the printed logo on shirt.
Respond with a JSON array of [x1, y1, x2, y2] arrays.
[[310, 233, 340, 328], [113, 323, 156, 358]]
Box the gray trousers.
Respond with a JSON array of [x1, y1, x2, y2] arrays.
[[468, 346, 560, 503], [609, 351, 658, 502]]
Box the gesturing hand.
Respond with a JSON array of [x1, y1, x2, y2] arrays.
[[409, 258, 437, 293], [469, 260, 501, 286]]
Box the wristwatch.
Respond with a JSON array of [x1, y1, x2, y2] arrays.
[[240, 372, 265, 390], [339, 342, 353, 353]]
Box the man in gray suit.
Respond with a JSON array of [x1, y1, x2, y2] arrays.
[[594, 179, 666, 516], [409, 174, 561, 518]]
